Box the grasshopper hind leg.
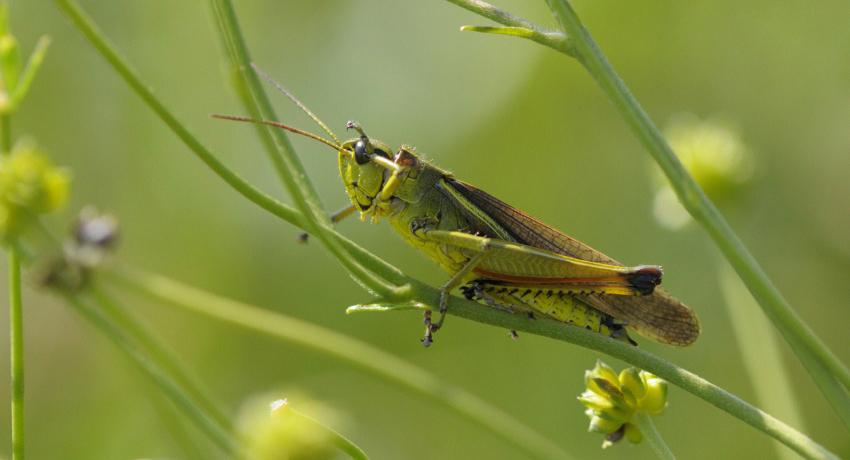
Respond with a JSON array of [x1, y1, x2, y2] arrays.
[[466, 281, 639, 346]]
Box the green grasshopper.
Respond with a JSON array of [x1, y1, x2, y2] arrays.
[[215, 67, 700, 347]]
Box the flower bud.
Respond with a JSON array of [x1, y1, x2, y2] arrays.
[[578, 361, 669, 448], [618, 367, 646, 401], [240, 395, 341, 460], [638, 371, 668, 415], [0, 143, 70, 240], [652, 114, 754, 230]]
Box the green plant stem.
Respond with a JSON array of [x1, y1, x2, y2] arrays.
[[54, 0, 404, 288], [63, 293, 241, 455], [446, 0, 850, 411], [109, 268, 838, 460], [286, 406, 370, 460], [54, 1, 838, 457], [544, 0, 850, 393], [150, 394, 206, 460], [2, 111, 24, 460], [795, 341, 850, 431], [109, 267, 574, 460], [633, 412, 676, 460], [52, 0, 305, 229], [719, 266, 825, 457], [445, 0, 568, 52], [7, 247, 23, 460], [87, 283, 233, 433], [209, 0, 406, 300]]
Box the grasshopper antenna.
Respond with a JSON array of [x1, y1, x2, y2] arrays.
[[211, 114, 347, 154], [251, 63, 341, 145]]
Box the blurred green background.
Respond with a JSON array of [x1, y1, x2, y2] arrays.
[[4, 0, 850, 458]]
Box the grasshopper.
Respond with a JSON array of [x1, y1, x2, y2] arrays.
[[215, 68, 700, 347]]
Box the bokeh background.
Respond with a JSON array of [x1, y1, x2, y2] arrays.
[[4, 0, 850, 458]]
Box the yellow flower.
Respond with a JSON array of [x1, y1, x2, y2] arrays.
[[578, 360, 668, 448], [0, 142, 70, 240], [239, 395, 341, 460]]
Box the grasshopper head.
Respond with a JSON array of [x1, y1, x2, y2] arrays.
[[338, 121, 398, 214]]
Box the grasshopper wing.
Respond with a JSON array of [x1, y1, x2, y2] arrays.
[[442, 179, 700, 346]]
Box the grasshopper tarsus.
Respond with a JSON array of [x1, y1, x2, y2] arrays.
[[421, 332, 433, 348], [509, 330, 519, 340], [297, 232, 310, 244], [421, 310, 435, 347]]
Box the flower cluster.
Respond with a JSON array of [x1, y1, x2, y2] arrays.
[[652, 114, 754, 230], [0, 143, 70, 240], [578, 360, 668, 448]]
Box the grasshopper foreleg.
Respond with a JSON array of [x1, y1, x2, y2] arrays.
[[297, 204, 357, 243]]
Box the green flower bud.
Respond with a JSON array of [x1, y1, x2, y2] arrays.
[[578, 361, 669, 449], [0, 142, 70, 240], [652, 114, 754, 230], [588, 414, 622, 434], [0, 33, 19, 96], [624, 422, 643, 443], [619, 367, 646, 401], [578, 390, 615, 412], [239, 395, 342, 460], [590, 360, 619, 383], [637, 371, 668, 415]]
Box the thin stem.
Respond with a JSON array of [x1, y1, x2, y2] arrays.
[[793, 338, 850, 432], [719, 264, 849, 447], [63, 293, 241, 455], [2, 111, 24, 460], [108, 267, 574, 460], [52, 0, 306, 230], [445, 0, 569, 53], [209, 0, 406, 300], [285, 405, 370, 460], [633, 412, 676, 460], [109, 267, 838, 460], [87, 283, 233, 433], [416, 284, 837, 460], [542, 0, 850, 396], [54, 0, 404, 288], [7, 247, 23, 460]]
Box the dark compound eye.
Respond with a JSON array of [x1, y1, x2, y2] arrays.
[[354, 139, 370, 165]]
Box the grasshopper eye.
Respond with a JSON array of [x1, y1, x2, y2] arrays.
[[354, 139, 371, 165]]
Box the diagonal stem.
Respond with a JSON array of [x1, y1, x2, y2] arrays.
[[63, 293, 241, 454], [109, 267, 574, 460], [543, 0, 850, 403], [209, 0, 407, 300], [633, 412, 676, 460]]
